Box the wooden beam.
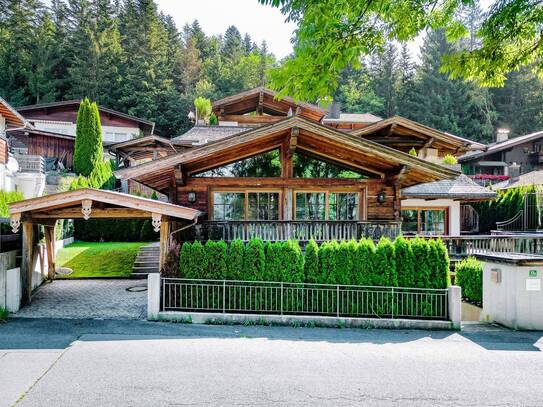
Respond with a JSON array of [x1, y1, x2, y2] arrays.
[[287, 126, 298, 157], [44, 223, 56, 280], [159, 216, 170, 272], [256, 90, 264, 115], [31, 207, 153, 219], [386, 123, 397, 138], [21, 222, 34, 305], [221, 114, 283, 124]]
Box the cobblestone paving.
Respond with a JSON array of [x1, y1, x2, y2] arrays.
[[15, 280, 147, 320]]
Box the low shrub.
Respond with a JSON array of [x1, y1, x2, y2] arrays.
[[74, 218, 158, 242], [227, 239, 244, 280], [0, 190, 24, 217], [0, 306, 8, 322], [455, 257, 483, 304], [304, 239, 319, 283], [243, 238, 265, 280]]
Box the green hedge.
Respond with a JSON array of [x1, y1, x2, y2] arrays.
[[455, 257, 483, 304], [179, 237, 450, 289], [0, 190, 24, 218], [74, 219, 157, 242]]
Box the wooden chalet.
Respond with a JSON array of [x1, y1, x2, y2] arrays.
[[115, 115, 459, 242], [350, 116, 486, 157], [212, 87, 327, 126]]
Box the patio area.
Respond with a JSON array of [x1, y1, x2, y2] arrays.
[[14, 280, 147, 320]]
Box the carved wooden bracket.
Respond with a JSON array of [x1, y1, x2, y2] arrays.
[[152, 213, 162, 232], [10, 213, 21, 233], [81, 199, 92, 220]]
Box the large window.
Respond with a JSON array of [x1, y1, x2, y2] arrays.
[[401, 208, 448, 235], [213, 191, 280, 220], [213, 192, 245, 220], [295, 191, 359, 221]]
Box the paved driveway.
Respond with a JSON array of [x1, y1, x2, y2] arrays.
[[15, 280, 147, 320]]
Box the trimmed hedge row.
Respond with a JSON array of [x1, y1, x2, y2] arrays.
[[455, 256, 483, 304], [74, 219, 157, 242], [179, 237, 450, 289]]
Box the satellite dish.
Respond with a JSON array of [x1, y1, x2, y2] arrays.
[[6, 156, 19, 172]]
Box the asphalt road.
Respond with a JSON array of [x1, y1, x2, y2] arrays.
[[1, 319, 543, 407]]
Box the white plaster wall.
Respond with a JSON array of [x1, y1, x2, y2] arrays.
[[401, 199, 461, 236], [101, 126, 140, 143], [15, 172, 46, 198], [33, 120, 75, 136], [32, 120, 139, 143], [482, 261, 543, 330]]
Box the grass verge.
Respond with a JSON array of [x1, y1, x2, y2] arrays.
[[56, 241, 149, 278]]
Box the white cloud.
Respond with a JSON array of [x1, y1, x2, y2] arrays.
[[155, 0, 296, 58]]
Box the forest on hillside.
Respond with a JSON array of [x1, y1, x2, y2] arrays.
[[1, 0, 543, 142]]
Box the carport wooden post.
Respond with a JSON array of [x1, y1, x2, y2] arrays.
[[159, 216, 170, 273], [21, 222, 34, 305], [44, 222, 57, 280]]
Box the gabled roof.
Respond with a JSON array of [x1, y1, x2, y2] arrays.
[[9, 188, 201, 220], [171, 125, 248, 145], [323, 113, 382, 124], [350, 116, 486, 154], [115, 115, 459, 191], [212, 87, 327, 122], [401, 174, 497, 201], [0, 96, 31, 130], [109, 135, 192, 161], [16, 99, 155, 134], [459, 130, 543, 163]]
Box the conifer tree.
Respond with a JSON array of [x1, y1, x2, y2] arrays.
[[73, 98, 103, 176]]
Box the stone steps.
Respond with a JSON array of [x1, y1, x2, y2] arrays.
[[132, 244, 160, 279]]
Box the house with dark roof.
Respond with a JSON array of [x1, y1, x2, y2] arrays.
[[116, 87, 495, 239], [459, 128, 543, 180]]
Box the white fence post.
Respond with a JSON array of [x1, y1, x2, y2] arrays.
[[6, 268, 21, 312], [448, 285, 462, 330], [147, 274, 161, 320]]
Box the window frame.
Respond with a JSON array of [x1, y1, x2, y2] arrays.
[[293, 190, 362, 221], [211, 189, 282, 221], [400, 206, 449, 235]]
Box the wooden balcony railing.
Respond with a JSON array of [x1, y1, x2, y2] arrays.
[[189, 220, 402, 242]]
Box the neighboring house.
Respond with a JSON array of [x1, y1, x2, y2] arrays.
[[0, 97, 46, 198], [115, 87, 496, 242], [169, 88, 493, 237], [459, 128, 543, 180], [492, 169, 543, 190], [16, 100, 155, 143]]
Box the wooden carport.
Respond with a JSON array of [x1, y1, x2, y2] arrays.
[[8, 188, 201, 304]]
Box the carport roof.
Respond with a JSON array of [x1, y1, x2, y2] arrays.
[[8, 188, 202, 222]]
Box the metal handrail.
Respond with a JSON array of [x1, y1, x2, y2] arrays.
[[161, 278, 448, 320]]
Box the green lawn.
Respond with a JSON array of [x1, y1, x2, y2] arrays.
[[56, 242, 149, 278]]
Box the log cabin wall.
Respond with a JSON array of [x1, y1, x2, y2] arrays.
[[27, 135, 75, 168], [175, 177, 396, 221]]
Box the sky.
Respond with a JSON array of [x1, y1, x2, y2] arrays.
[[155, 0, 297, 59]]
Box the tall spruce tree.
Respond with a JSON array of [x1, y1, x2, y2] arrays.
[[407, 30, 495, 142], [73, 98, 103, 176]]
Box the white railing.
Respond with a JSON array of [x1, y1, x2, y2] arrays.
[[194, 220, 402, 242], [161, 278, 449, 320], [15, 154, 45, 173]]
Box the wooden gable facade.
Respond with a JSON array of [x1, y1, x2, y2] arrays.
[[115, 116, 459, 240], [212, 87, 327, 126]]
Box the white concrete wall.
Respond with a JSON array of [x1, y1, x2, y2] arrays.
[[14, 172, 46, 198], [482, 261, 543, 330], [0, 251, 20, 312], [33, 120, 140, 143], [401, 199, 461, 236]]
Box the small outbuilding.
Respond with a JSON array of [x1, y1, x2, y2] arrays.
[[8, 188, 201, 304]]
